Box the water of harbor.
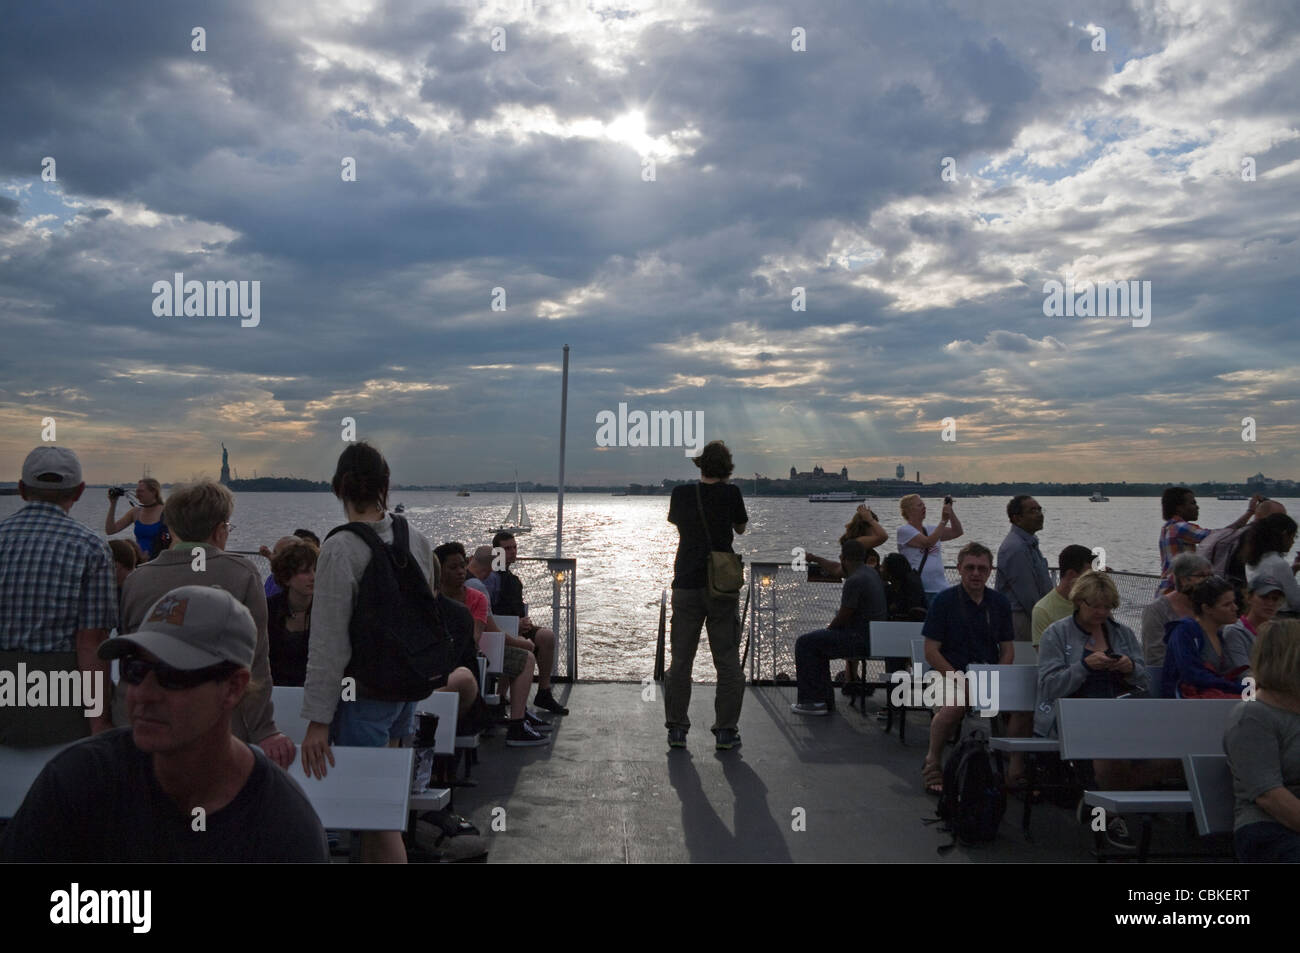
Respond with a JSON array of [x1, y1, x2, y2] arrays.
[[4, 491, 1292, 681]]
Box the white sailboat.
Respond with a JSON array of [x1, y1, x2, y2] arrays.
[[492, 472, 532, 534]]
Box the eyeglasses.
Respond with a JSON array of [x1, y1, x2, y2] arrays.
[[223, 521, 236, 532], [121, 656, 234, 690]]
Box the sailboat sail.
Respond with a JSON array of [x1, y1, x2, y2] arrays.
[[517, 488, 531, 530], [505, 494, 519, 525]]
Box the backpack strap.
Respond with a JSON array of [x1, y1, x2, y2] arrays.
[[694, 483, 716, 552], [325, 520, 389, 562]]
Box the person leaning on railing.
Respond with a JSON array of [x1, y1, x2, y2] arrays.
[[1223, 619, 1300, 863]]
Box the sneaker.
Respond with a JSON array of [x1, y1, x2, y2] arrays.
[[667, 727, 688, 748], [791, 701, 830, 716], [505, 720, 551, 747], [523, 709, 552, 732], [533, 688, 569, 715], [714, 728, 742, 750], [1106, 816, 1138, 851]]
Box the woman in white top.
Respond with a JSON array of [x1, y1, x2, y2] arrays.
[[896, 493, 963, 607], [1242, 513, 1300, 614]]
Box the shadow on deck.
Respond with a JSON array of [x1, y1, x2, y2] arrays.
[[446, 683, 1226, 863]]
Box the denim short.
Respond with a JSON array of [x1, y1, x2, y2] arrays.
[[330, 698, 416, 746]]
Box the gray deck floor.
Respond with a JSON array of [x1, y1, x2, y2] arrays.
[[445, 682, 1228, 863]]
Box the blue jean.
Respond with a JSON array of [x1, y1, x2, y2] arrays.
[[1235, 821, 1300, 862], [795, 628, 869, 705], [330, 698, 416, 746]]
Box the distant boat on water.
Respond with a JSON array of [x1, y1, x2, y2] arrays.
[[456, 489, 470, 497], [808, 491, 867, 503], [1217, 493, 1248, 500], [1088, 490, 1109, 502], [491, 473, 532, 534], [393, 503, 406, 513]]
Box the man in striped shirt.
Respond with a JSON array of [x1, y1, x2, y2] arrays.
[[1157, 486, 1257, 594], [0, 447, 116, 744]]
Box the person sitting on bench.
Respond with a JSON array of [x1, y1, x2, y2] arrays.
[[791, 540, 887, 716], [1224, 619, 1300, 863], [1161, 576, 1247, 699], [920, 542, 1013, 795]]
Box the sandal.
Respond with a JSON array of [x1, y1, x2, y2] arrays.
[[922, 757, 943, 796]]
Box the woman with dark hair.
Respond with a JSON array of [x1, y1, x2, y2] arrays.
[[1223, 619, 1300, 862], [1161, 576, 1248, 698], [266, 539, 317, 687], [806, 504, 888, 581], [663, 440, 749, 751], [1241, 513, 1300, 614]]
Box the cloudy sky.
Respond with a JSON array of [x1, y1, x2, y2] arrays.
[[2, 0, 1297, 487]]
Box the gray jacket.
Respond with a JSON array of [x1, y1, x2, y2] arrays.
[[1035, 614, 1149, 738], [1219, 621, 1256, 674]]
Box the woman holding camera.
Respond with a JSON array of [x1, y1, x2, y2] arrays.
[[104, 478, 169, 560], [806, 504, 888, 581]]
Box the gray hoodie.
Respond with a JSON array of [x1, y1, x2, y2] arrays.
[[1034, 613, 1149, 738]]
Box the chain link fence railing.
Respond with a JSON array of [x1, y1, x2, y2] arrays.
[[745, 562, 1161, 685]]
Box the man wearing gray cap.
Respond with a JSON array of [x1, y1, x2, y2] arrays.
[[0, 586, 329, 862], [0, 447, 116, 745]]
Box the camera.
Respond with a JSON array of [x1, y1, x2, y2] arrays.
[[108, 486, 126, 500], [943, 495, 953, 506]]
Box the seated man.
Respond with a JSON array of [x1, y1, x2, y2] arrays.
[[920, 543, 1014, 796], [1, 586, 328, 862], [791, 540, 887, 715], [1031, 544, 1096, 648], [490, 531, 567, 715]]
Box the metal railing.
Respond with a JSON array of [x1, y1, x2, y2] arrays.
[[231, 552, 579, 682], [744, 562, 1161, 685]]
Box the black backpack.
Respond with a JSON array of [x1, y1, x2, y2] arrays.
[[325, 516, 455, 701], [929, 732, 1006, 853]]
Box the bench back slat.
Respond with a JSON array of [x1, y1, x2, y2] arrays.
[[1184, 754, 1235, 836], [967, 664, 1037, 713], [415, 689, 460, 755], [1058, 698, 1239, 759], [870, 621, 924, 658], [292, 746, 413, 831]]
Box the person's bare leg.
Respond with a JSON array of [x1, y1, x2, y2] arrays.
[[926, 705, 964, 774], [437, 666, 477, 714], [532, 627, 556, 690], [1004, 711, 1033, 782], [360, 830, 408, 864], [511, 652, 536, 719]]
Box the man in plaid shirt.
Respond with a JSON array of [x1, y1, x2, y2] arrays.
[[0, 447, 116, 744], [1157, 486, 1258, 594]]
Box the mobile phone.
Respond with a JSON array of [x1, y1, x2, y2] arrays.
[[1105, 651, 1121, 660]]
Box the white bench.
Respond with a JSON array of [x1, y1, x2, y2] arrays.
[[1058, 698, 1239, 860], [479, 631, 505, 707], [270, 685, 309, 745], [1184, 754, 1235, 838], [289, 746, 414, 832], [409, 690, 459, 812], [864, 622, 925, 741]]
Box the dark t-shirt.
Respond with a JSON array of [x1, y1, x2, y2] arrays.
[[491, 570, 526, 618], [437, 593, 479, 674], [266, 590, 310, 687], [840, 565, 889, 636], [922, 585, 1013, 671], [667, 481, 749, 589], [0, 728, 328, 862]]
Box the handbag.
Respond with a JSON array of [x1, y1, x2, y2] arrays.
[[695, 483, 744, 600]]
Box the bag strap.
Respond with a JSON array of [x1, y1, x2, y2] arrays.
[[325, 519, 388, 561], [694, 483, 716, 553]]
